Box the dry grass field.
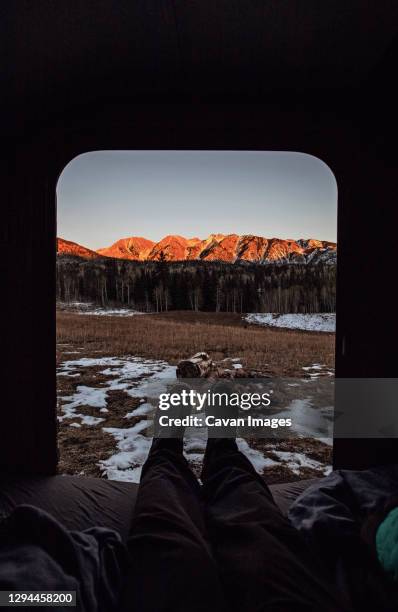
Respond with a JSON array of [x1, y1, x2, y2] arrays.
[[57, 310, 335, 377]]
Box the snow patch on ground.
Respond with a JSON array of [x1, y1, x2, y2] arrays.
[[59, 385, 107, 425], [126, 365, 177, 399], [58, 302, 149, 317], [58, 356, 176, 396], [78, 308, 147, 317], [302, 363, 334, 378], [125, 403, 154, 419], [100, 421, 153, 482], [269, 449, 331, 476], [237, 438, 278, 472], [57, 356, 176, 429], [245, 313, 335, 333], [60, 385, 108, 409], [58, 301, 93, 308], [58, 372, 81, 378]]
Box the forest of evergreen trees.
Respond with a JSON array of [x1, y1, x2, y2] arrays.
[[56, 255, 336, 314]]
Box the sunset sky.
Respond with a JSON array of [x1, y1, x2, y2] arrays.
[[57, 150, 337, 250]]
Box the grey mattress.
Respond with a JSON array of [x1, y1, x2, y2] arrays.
[[0, 475, 316, 541]]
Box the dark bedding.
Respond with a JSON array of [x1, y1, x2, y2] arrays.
[[0, 504, 128, 612], [3, 468, 397, 610], [1, 472, 354, 611], [289, 465, 398, 611], [0, 475, 138, 541], [0, 474, 314, 533]]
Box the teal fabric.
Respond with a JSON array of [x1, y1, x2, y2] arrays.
[[376, 506, 398, 581]]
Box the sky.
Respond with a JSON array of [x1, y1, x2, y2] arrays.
[[57, 150, 337, 251]]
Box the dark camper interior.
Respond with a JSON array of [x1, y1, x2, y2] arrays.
[[2, 2, 398, 611]]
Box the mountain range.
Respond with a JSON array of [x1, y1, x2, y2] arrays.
[[57, 234, 337, 264]]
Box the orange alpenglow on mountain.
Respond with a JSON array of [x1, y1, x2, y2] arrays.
[[97, 237, 155, 260], [147, 235, 197, 261], [57, 234, 337, 263], [57, 237, 99, 259]]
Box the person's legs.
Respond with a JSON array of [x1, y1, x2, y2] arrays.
[[202, 438, 351, 612], [125, 438, 225, 612]]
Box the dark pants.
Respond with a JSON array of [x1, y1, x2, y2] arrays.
[[125, 439, 349, 612]]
